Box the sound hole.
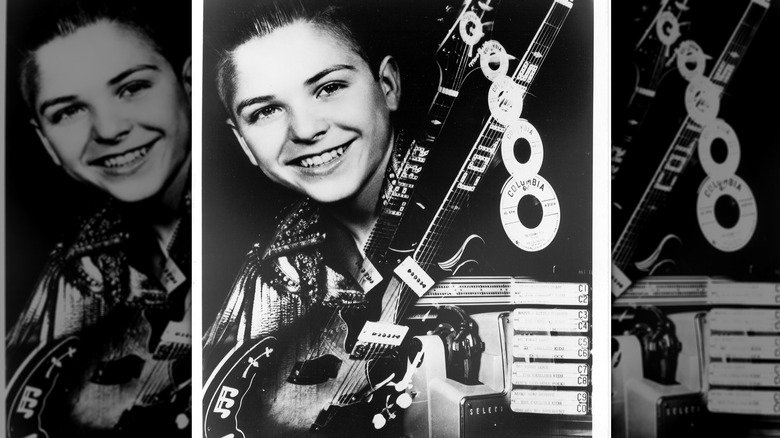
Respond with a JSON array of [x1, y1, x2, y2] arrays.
[[711, 138, 728, 164], [714, 194, 739, 229], [517, 195, 543, 229], [514, 138, 532, 164]]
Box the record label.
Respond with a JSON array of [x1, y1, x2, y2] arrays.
[[512, 308, 589, 333], [707, 389, 780, 415], [488, 75, 524, 126], [511, 362, 589, 387], [709, 335, 780, 360], [513, 335, 589, 360], [676, 40, 706, 81], [708, 308, 780, 333], [479, 40, 509, 81], [656, 11, 682, 46], [510, 389, 589, 415], [708, 363, 780, 387], [501, 119, 543, 178], [697, 175, 756, 252], [500, 174, 560, 252], [685, 75, 721, 127], [458, 11, 484, 46], [698, 118, 741, 178]]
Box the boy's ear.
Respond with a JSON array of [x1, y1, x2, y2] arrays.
[[377, 55, 401, 112], [182, 56, 193, 97], [227, 119, 259, 166], [30, 119, 62, 166]]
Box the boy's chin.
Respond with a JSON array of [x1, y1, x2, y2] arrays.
[[102, 181, 164, 204]]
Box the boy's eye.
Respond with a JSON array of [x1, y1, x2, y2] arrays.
[[50, 105, 87, 124], [318, 82, 346, 98], [119, 81, 152, 98], [249, 106, 282, 123]]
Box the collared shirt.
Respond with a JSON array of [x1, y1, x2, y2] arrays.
[[202, 198, 368, 376], [6, 193, 191, 386]]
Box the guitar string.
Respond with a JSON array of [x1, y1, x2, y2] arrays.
[[612, 7, 764, 271], [135, 295, 191, 406]]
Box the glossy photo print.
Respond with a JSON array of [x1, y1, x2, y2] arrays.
[[4, 0, 192, 436], [611, 0, 780, 436], [201, 0, 593, 436]]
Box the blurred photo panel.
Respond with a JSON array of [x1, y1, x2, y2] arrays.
[[4, 0, 192, 436], [611, 1, 780, 436]]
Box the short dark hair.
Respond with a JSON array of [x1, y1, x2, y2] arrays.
[[17, 0, 191, 112], [210, 0, 388, 120]]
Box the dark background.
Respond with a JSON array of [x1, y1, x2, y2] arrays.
[[5, 0, 105, 331], [201, 0, 594, 331]]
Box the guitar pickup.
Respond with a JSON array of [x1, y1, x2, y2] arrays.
[[350, 322, 408, 360]]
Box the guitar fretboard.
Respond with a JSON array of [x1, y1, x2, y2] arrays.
[[612, 0, 692, 180], [364, 0, 499, 263]]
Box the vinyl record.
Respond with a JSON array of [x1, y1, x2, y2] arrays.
[[500, 173, 560, 252], [696, 174, 757, 252], [501, 119, 544, 178]]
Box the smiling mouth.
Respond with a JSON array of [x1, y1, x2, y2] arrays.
[[296, 144, 348, 168], [91, 143, 153, 169]]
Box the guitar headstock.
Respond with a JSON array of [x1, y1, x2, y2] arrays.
[[633, 0, 695, 89], [435, 0, 502, 90]]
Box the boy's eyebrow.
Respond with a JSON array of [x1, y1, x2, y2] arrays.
[[107, 64, 160, 86], [235, 64, 357, 115], [303, 64, 355, 87], [39, 96, 77, 115], [38, 64, 160, 115]]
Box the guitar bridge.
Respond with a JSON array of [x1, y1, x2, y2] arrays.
[[349, 322, 408, 360]]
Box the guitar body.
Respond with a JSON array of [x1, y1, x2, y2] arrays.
[[6, 337, 80, 438], [204, 311, 404, 438], [8, 303, 192, 438]]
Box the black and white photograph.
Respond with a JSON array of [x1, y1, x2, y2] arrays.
[[200, 0, 593, 436], [611, 0, 780, 436], [3, 0, 192, 436]]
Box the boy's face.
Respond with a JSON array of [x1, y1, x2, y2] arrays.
[[229, 22, 399, 204], [33, 21, 191, 203]]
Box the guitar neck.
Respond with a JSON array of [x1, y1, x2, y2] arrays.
[[364, 94, 456, 260], [364, 0, 500, 262], [613, 0, 692, 179], [612, 0, 770, 296]]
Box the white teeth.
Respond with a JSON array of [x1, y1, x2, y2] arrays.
[[299, 146, 346, 168], [100, 146, 150, 168]]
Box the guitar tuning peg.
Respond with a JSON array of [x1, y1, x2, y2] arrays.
[[373, 412, 387, 429], [175, 413, 189, 429], [396, 392, 413, 409]]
